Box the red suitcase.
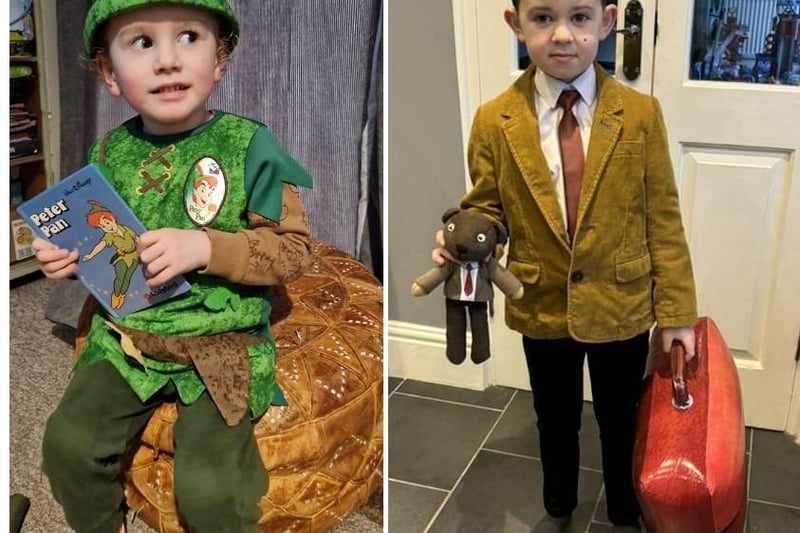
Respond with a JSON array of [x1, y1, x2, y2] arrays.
[[633, 317, 746, 533]]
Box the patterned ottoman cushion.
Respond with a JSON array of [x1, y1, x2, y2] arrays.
[[76, 240, 383, 532]]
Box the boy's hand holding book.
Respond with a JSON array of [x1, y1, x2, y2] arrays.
[[138, 228, 211, 288], [32, 238, 79, 279]]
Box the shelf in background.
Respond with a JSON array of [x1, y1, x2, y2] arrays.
[[10, 258, 40, 280], [10, 1, 58, 283], [10, 153, 44, 167]]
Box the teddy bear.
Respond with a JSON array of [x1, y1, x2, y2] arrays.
[[411, 207, 524, 364]]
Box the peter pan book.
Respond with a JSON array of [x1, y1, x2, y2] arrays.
[[15, 164, 191, 319]]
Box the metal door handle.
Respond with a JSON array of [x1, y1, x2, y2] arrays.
[[619, 0, 643, 80], [616, 25, 640, 39]]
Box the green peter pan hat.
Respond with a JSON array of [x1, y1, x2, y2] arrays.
[[83, 0, 239, 56], [86, 199, 110, 212], [85, 200, 114, 221]]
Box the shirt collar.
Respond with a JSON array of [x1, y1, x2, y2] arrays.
[[534, 66, 597, 110]]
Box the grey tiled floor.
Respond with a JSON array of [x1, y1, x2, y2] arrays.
[[388, 377, 800, 533]]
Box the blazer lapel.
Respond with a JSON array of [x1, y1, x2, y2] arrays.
[[500, 68, 570, 246], [579, 66, 623, 230]]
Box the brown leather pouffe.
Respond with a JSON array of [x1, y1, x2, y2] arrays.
[[75, 239, 383, 532]]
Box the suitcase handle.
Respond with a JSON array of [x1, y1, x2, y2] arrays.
[[670, 341, 693, 410]]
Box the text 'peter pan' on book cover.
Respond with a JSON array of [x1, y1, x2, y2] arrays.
[[15, 164, 191, 319]]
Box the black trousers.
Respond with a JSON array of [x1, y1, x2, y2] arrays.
[[522, 332, 649, 526]]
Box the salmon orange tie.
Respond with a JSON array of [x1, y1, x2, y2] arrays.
[[557, 90, 584, 243]]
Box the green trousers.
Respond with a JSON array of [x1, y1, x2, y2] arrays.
[[42, 360, 267, 533], [112, 259, 137, 296]]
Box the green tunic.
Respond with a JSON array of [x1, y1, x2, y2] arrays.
[[74, 111, 312, 419]]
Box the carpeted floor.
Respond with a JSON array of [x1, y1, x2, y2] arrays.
[[9, 275, 382, 533]]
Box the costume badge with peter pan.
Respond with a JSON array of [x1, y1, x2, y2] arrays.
[[185, 157, 227, 226]]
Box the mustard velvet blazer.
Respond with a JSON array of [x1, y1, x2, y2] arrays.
[[462, 64, 697, 342]]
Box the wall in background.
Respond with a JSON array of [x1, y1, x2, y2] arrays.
[[387, 0, 467, 328]]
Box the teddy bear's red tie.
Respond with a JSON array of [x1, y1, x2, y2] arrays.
[[463, 264, 474, 296], [558, 90, 584, 243]]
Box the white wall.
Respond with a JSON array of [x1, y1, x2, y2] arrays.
[[387, 0, 478, 385]]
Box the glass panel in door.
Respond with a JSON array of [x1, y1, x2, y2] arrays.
[[690, 0, 800, 85]]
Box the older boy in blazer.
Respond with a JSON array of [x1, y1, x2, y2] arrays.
[[435, 0, 697, 531]]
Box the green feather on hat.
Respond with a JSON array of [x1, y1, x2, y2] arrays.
[[83, 0, 239, 56]]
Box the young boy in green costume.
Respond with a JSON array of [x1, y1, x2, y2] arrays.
[[432, 0, 697, 531], [31, 1, 313, 531]]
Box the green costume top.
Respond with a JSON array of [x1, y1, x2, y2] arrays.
[[74, 111, 313, 423]]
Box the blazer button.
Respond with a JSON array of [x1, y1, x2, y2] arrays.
[[570, 270, 584, 283]]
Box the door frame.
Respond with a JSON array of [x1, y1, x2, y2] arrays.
[[451, 0, 483, 192]]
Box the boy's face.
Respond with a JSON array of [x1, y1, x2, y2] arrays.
[[97, 5, 225, 135], [505, 0, 616, 83]]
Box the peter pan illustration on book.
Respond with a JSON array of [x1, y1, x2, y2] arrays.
[[80, 200, 140, 311]]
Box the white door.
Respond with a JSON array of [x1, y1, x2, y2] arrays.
[[457, 0, 800, 430], [653, 0, 800, 430]]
